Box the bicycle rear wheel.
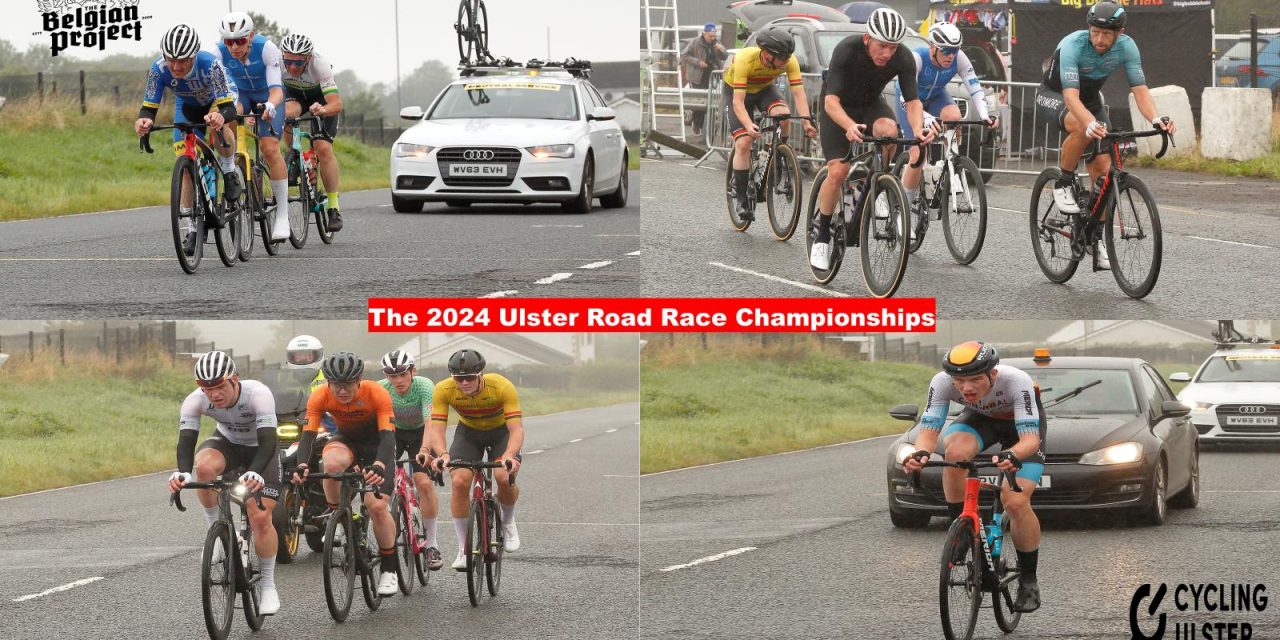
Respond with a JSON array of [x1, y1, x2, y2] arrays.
[[212, 165, 239, 268], [859, 174, 910, 298], [486, 499, 503, 596], [1029, 168, 1080, 284], [1106, 174, 1162, 299], [359, 516, 383, 611], [170, 157, 205, 274], [890, 151, 928, 254], [939, 516, 982, 640], [253, 161, 280, 257], [412, 509, 429, 586], [456, 1, 474, 62], [200, 521, 235, 640], [285, 151, 309, 250], [392, 495, 414, 595], [234, 164, 255, 262], [940, 156, 987, 265], [804, 168, 845, 284], [465, 500, 485, 606], [991, 516, 1022, 633], [766, 143, 802, 241], [321, 509, 355, 622], [724, 154, 751, 231]]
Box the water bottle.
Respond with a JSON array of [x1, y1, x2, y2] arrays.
[[842, 182, 861, 224], [924, 163, 942, 200], [238, 528, 250, 569], [201, 163, 217, 198], [303, 150, 318, 186]]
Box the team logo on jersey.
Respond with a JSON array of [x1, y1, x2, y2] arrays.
[[37, 0, 151, 57]]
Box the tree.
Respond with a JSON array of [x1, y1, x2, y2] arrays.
[[386, 60, 453, 117], [247, 12, 291, 43]]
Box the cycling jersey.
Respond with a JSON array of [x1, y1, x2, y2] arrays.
[[179, 379, 277, 446], [305, 380, 395, 440], [215, 34, 283, 96], [920, 364, 1041, 436], [283, 51, 340, 101], [723, 46, 803, 94], [431, 373, 522, 431], [896, 46, 989, 121], [824, 36, 917, 108], [141, 50, 238, 111], [1043, 30, 1145, 97], [379, 375, 434, 430]]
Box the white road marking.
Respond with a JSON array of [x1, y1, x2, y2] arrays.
[[1203, 490, 1280, 493], [520, 521, 637, 526], [532, 224, 585, 228], [0, 258, 172, 262], [480, 290, 519, 298], [603, 474, 637, 478], [605, 428, 618, 433], [660, 547, 757, 572], [534, 273, 573, 285], [709, 262, 851, 297], [1187, 236, 1274, 250], [569, 438, 583, 443], [377, 204, 393, 207], [526, 449, 545, 455], [626, 250, 641, 256], [0, 470, 166, 501], [12, 577, 104, 602], [579, 261, 613, 269]]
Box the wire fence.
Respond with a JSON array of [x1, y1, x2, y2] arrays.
[[0, 321, 269, 375]]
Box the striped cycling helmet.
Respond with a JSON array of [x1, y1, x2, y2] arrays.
[[280, 33, 314, 55], [448, 349, 486, 376], [942, 341, 999, 377], [160, 24, 201, 59], [866, 8, 907, 45], [322, 351, 365, 382], [195, 351, 237, 387], [218, 12, 254, 39], [928, 23, 963, 48], [381, 350, 415, 375]]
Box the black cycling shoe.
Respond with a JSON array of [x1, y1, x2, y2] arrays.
[[182, 231, 198, 256], [1013, 577, 1041, 612], [734, 199, 754, 222], [223, 170, 243, 207], [326, 209, 343, 232]]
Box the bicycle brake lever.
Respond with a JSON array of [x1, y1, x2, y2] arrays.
[[140, 133, 154, 154], [171, 490, 186, 511]]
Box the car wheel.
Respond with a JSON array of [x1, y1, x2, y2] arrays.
[[1168, 443, 1200, 509], [599, 153, 628, 208], [562, 155, 594, 214], [1136, 457, 1168, 526], [392, 194, 423, 213], [890, 507, 932, 529], [444, 199, 472, 208]]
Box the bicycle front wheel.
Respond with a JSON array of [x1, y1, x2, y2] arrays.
[[859, 174, 910, 298], [939, 516, 982, 640], [940, 156, 987, 265], [1029, 168, 1079, 284], [321, 509, 355, 622], [456, 0, 475, 62], [466, 500, 485, 606], [359, 516, 383, 611], [724, 154, 751, 231], [766, 143, 802, 241], [170, 156, 205, 274], [392, 495, 414, 595], [486, 499, 503, 596], [285, 151, 309, 250], [253, 161, 279, 257], [1106, 174, 1162, 299], [212, 165, 239, 268], [804, 168, 844, 284], [200, 521, 235, 640], [412, 510, 429, 586], [235, 166, 255, 263], [241, 527, 265, 631], [889, 151, 928, 254], [991, 516, 1022, 633]]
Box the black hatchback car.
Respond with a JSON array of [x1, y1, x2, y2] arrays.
[[884, 353, 1199, 528]]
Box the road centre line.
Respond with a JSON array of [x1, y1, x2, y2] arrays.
[[626, 250, 641, 256], [569, 438, 583, 443], [709, 262, 851, 297], [606, 428, 618, 433], [12, 577, 104, 602], [526, 449, 545, 455], [579, 261, 613, 269], [479, 290, 519, 298], [1186, 236, 1274, 249], [534, 273, 574, 285], [661, 547, 757, 572]]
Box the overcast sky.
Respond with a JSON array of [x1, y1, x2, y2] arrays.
[[8, 0, 638, 86]]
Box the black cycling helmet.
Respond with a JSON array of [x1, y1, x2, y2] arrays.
[[755, 27, 795, 58], [942, 341, 999, 377], [321, 351, 365, 382], [1087, 2, 1126, 30], [448, 349, 486, 376]]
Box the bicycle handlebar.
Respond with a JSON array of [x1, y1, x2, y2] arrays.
[[1101, 125, 1174, 159], [139, 122, 232, 154], [232, 103, 279, 139], [446, 460, 516, 486], [170, 479, 266, 511], [306, 470, 385, 499], [940, 119, 994, 127], [910, 459, 1024, 493]]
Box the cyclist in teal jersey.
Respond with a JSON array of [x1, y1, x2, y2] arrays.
[[379, 349, 444, 571]]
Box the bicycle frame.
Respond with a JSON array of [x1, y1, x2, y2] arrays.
[[394, 461, 425, 554], [172, 479, 265, 592]]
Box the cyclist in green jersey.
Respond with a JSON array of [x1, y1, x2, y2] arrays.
[[379, 349, 443, 571]]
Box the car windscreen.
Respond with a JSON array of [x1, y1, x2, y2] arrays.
[[1222, 40, 1268, 60], [428, 81, 579, 121], [1196, 354, 1280, 383], [817, 32, 929, 68], [1025, 368, 1140, 415]]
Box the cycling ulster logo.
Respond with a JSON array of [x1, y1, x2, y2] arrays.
[[36, 0, 149, 57], [1129, 582, 1268, 640]]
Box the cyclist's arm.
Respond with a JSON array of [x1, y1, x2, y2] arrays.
[[954, 51, 991, 121], [781, 57, 808, 118], [1007, 431, 1041, 465], [374, 386, 397, 470], [1061, 87, 1099, 133], [1129, 84, 1160, 126], [787, 84, 811, 119], [1007, 383, 1042, 462], [139, 62, 164, 121], [317, 92, 343, 117], [246, 388, 279, 475], [501, 418, 524, 461], [177, 392, 204, 474], [297, 389, 326, 464], [262, 40, 284, 99], [498, 382, 524, 460], [897, 50, 923, 110], [427, 418, 449, 459]]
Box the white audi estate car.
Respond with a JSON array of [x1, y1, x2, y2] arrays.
[[1170, 344, 1280, 445], [390, 63, 628, 213]]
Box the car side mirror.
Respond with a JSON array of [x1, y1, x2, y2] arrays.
[[889, 404, 919, 422], [1161, 400, 1191, 419], [399, 106, 424, 121], [1167, 372, 1191, 382], [588, 107, 616, 122]]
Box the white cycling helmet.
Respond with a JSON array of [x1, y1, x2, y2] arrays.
[[280, 33, 314, 55], [866, 8, 907, 45], [928, 22, 963, 48], [286, 335, 324, 366], [195, 351, 237, 387], [160, 24, 201, 59], [381, 350, 415, 375], [218, 12, 254, 39]]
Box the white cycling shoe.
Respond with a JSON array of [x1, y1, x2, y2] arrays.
[[1088, 242, 1111, 270], [809, 242, 831, 270], [1052, 184, 1081, 213], [270, 212, 291, 241], [452, 551, 467, 571], [376, 571, 399, 596], [259, 587, 280, 615], [503, 524, 520, 553]]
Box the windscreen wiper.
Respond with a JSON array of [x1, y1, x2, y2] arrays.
[[1043, 379, 1102, 409]]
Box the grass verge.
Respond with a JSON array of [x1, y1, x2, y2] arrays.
[[629, 145, 640, 170], [1131, 109, 1280, 180]]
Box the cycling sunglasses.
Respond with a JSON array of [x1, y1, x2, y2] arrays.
[[938, 46, 960, 56], [282, 59, 308, 67], [452, 374, 481, 382], [223, 37, 249, 47]]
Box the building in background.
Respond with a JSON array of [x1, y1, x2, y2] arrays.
[[394, 333, 597, 369]]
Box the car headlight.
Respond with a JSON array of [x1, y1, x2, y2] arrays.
[[526, 144, 574, 159], [1079, 442, 1144, 465], [1177, 393, 1213, 410], [394, 143, 433, 158], [277, 423, 299, 440]]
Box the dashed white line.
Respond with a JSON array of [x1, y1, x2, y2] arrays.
[[660, 547, 758, 572], [1187, 236, 1275, 250], [534, 273, 574, 285], [626, 250, 641, 256], [526, 449, 545, 455], [709, 262, 851, 297], [480, 290, 519, 298], [12, 577, 104, 602], [532, 224, 584, 228], [605, 428, 618, 433], [579, 261, 613, 269], [603, 474, 638, 478], [569, 438, 583, 443]]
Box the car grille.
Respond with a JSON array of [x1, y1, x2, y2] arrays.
[[920, 485, 1094, 506], [1043, 454, 1081, 464], [437, 147, 521, 187], [1216, 404, 1280, 433]]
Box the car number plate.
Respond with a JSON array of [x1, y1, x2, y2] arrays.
[[1226, 415, 1278, 426], [981, 475, 1050, 489], [449, 163, 507, 176], [1219, 76, 1237, 86]]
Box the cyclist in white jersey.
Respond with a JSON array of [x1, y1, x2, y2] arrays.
[[168, 351, 283, 615], [278, 34, 346, 232]]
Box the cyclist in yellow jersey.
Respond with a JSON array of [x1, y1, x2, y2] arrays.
[[724, 27, 817, 221], [416, 349, 524, 571]]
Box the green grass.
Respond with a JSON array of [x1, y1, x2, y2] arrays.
[[0, 96, 390, 221], [641, 343, 935, 474], [629, 145, 640, 170], [1131, 109, 1280, 180], [521, 389, 637, 416]]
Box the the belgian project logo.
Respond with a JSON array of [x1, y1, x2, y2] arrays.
[[36, 0, 149, 57]]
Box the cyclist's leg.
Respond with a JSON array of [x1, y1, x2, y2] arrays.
[[759, 85, 789, 140], [238, 441, 281, 563], [815, 106, 853, 218], [354, 442, 397, 575], [486, 426, 519, 513], [447, 425, 485, 567], [893, 96, 923, 192], [867, 99, 898, 168], [193, 436, 231, 519], [253, 93, 289, 219], [939, 414, 985, 520], [999, 424, 1045, 610], [282, 95, 302, 149], [398, 429, 439, 531], [319, 437, 356, 510]]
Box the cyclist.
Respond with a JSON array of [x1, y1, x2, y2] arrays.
[[901, 342, 1045, 613], [215, 12, 291, 241], [722, 27, 817, 222], [291, 352, 400, 596], [378, 349, 444, 571], [416, 349, 524, 571], [135, 24, 242, 256], [810, 8, 934, 270], [168, 351, 282, 615], [278, 33, 345, 232], [895, 22, 998, 221], [1035, 1, 1175, 269], [285, 334, 335, 432]]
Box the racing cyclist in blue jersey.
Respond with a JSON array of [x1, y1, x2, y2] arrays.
[[134, 24, 242, 255], [895, 22, 998, 230], [215, 12, 291, 241], [1035, 1, 1176, 269], [902, 342, 1046, 613]]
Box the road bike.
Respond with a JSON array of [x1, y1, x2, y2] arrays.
[[447, 460, 513, 607], [891, 120, 989, 264], [171, 478, 268, 640], [391, 455, 444, 593], [723, 113, 810, 240], [283, 114, 332, 246], [455, 0, 492, 65], [140, 123, 242, 273], [804, 136, 922, 298], [306, 471, 386, 621], [1030, 126, 1173, 299], [231, 105, 285, 259]]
